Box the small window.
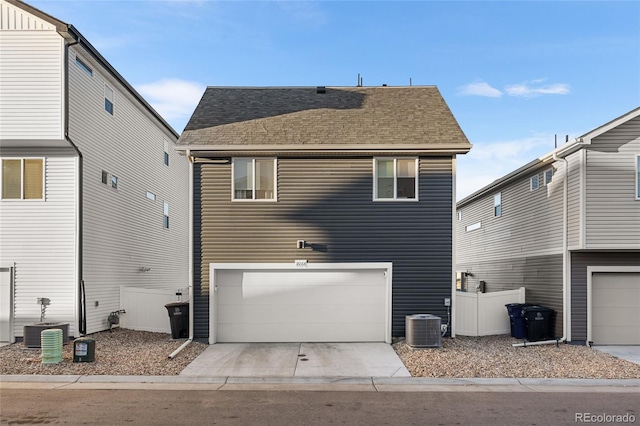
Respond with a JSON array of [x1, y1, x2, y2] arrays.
[[374, 158, 418, 200], [101, 170, 108, 185], [163, 140, 169, 166], [146, 191, 156, 201], [457, 211, 462, 221], [456, 272, 467, 292], [111, 175, 118, 189], [636, 155, 639, 199], [530, 175, 540, 191], [1, 158, 44, 200], [494, 192, 502, 217], [104, 85, 114, 115], [466, 222, 481, 232], [233, 158, 276, 201], [75, 57, 93, 76], [163, 201, 169, 228], [544, 168, 554, 186]]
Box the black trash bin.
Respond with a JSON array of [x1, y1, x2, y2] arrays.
[[505, 303, 534, 339], [521, 305, 554, 341], [165, 302, 189, 339]]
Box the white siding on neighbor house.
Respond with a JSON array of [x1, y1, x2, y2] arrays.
[[0, 27, 63, 139], [66, 45, 189, 334], [0, 0, 57, 30], [457, 163, 565, 266], [0, 156, 77, 337], [585, 117, 640, 249]]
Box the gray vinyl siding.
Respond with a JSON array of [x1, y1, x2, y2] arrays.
[[570, 252, 640, 342], [457, 165, 565, 265], [67, 45, 189, 334], [456, 254, 563, 338], [193, 156, 454, 339], [566, 151, 582, 248], [584, 117, 640, 248]]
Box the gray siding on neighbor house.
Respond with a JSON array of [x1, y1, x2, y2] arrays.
[[584, 116, 640, 249], [456, 254, 563, 338], [457, 163, 565, 265], [193, 156, 454, 339], [570, 251, 640, 342], [566, 151, 583, 249], [68, 45, 189, 334]]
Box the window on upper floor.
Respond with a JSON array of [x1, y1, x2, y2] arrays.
[[530, 175, 540, 191], [111, 175, 118, 190], [101, 170, 109, 185], [636, 155, 640, 199], [75, 57, 93, 77], [104, 84, 114, 115], [232, 158, 276, 201], [146, 191, 156, 201], [466, 222, 481, 232], [544, 168, 554, 186], [494, 192, 502, 217], [457, 211, 462, 221], [163, 201, 169, 228], [1, 158, 44, 200], [163, 140, 169, 166], [374, 158, 418, 201]]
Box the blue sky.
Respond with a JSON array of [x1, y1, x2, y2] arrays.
[[31, 0, 640, 199]]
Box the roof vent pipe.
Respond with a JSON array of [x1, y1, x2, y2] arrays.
[[316, 86, 326, 94]]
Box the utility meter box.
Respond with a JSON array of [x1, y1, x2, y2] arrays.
[[73, 337, 96, 362]]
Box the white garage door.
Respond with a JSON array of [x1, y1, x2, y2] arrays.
[[592, 272, 640, 345], [210, 263, 392, 343]]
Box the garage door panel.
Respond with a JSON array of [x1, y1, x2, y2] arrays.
[[212, 264, 391, 343], [592, 272, 640, 345], [218, 303, 384, 325], [218, 284, 386, 306], [217, 322, 386, 343]]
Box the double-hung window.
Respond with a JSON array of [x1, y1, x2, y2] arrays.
[[1, 158, 44, 200], [494, 192, 502, 217], [374, 158, 418, 200], [104, 84, 114, 115], [530, 175, 540, 191], [233, 158, 276, 201]]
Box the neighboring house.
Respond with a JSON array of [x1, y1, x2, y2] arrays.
[[456, 107, 640, 345], [176, 86, 472, 343], [0, 0, 189, 342]]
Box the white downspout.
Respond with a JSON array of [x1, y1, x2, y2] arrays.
[[169, 149, 194, 359]]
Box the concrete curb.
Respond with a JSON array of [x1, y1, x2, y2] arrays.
[[2, 375, 640, 392]]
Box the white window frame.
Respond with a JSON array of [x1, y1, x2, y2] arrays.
[[231, 158, 278, 202], [111, 175, 118, 190], [163, 139, 169, 166], [163, 201, 169, 228], [146, 191, 156, 201], [494, 192, 502, 217], [75, 56, 93, 76], [457, 210, 462, 221], [530, 175, 540, 191], [373, 157, 419, 201], [636, 155, 639, 200], [104, 84, 114, 115], [544, 168, 554, 186], [465, 222, 481, 232], [0, 157, 45, 201]]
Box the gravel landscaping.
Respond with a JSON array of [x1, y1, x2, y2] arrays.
[[2, 330, 639, 378], [393, 334, 640, 379]]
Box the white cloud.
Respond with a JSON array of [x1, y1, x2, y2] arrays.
[[505, 81, 570, 97], [136, 79, 205, 132], [458, 81, 503, 98]]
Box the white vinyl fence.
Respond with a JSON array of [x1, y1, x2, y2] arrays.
[[455, 287, 525, 336], [119, 286, 189, 333]]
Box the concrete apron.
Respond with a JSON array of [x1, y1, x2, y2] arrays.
[[179, 343, 411, 378], [593, 346, 640, 366]]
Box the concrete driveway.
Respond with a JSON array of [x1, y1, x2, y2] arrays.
[[593, 346, 640, 366], [179, 343, 411, 378]]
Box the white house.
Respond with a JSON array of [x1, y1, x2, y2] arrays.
[[0, 0, 189, 342]]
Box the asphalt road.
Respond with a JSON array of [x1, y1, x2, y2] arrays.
[[1, 389, 638, 425]]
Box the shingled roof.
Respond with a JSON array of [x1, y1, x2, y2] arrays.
[[177, 86, 471, 153]]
